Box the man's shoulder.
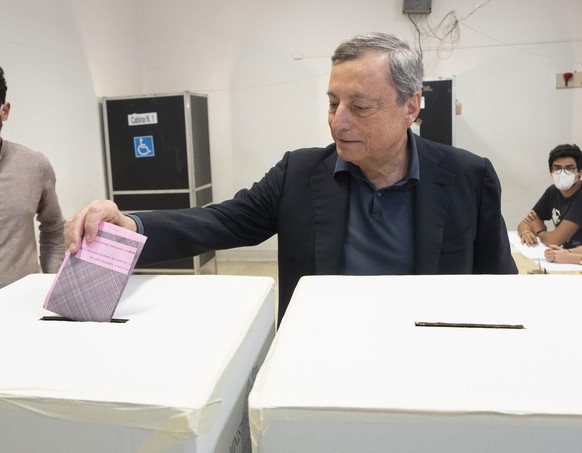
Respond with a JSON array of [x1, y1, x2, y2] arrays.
[[417, 135, 479, 158], [535, 184, 566, 201], [2, 140, 48, 162], [287, 143, 337, 160], [0, 141, 53, 178], [415, 135, 488, 171], [283, 143, 337, 172]]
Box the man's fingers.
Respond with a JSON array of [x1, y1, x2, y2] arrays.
[[64, 200, 122, 253], [64, 209, 88, 253], [84, 204, 106, 242]]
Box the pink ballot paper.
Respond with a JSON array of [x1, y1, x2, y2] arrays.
[[44, 221, 147, 322]]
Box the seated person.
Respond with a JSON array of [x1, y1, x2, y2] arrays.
[[517, 144, 582, 248], [544, 244, 582, 265]]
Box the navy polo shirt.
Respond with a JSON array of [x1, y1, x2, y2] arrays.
[[335, 132, 420, 275]]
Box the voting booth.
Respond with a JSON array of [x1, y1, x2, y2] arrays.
[[0, 274, 275, 453], [249, 274, 582, 453], [102, 92, 215, 274]]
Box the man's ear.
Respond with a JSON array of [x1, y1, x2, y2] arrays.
[[0, 102, 11, 121], [404, 92, 421, 128]]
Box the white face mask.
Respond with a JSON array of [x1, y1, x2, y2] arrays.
[[552, 171, 577, 191]]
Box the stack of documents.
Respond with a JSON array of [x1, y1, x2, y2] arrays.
[[507, 230, 582, 272]]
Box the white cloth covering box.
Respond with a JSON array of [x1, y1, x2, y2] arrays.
[[0, 274, 275, 453], [249, 275, 582, 453]]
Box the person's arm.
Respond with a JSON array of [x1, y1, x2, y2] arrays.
[[64, 200, 137, 254], [532, 212, 580, 246], [517, 212, 538, 246], [473, 158, 517, 274], [527, 189, 582, 247], [37, 159, 65, 273], [64, 152, 287, 257], [545, 244, 582, 264]]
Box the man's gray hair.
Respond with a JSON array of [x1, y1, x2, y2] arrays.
[[332, 32, 423, 105]]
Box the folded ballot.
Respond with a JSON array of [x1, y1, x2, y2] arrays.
[[44, 221, 147, 322]]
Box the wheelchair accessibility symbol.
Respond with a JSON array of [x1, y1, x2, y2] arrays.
[[133, 136, 155, 158]]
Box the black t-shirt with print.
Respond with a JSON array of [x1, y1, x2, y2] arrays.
[[533, 185, 582, 249]]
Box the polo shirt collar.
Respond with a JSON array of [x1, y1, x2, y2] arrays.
[[334, 128, 420, 186]]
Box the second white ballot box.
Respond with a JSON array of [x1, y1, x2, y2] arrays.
[[249, 274, 582, 453], [0, 274, 275, 453]]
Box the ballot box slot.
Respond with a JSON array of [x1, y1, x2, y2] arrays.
[[415, 321, 525, 329], [39, 316, 129, 323]]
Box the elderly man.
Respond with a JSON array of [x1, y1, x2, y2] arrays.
[[66, 33, 517, 323]]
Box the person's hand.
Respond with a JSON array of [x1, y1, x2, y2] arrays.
[[519, 230, 538, 247], [64, 200, 136, 254], [544, 244, 570, 263]]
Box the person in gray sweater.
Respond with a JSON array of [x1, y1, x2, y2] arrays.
[[0, 66, 65, 288]]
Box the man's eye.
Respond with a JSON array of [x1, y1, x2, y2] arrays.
[[353, 105, 372, 114], [328, 103, 338, 110]]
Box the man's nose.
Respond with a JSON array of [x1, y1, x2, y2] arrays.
[[330, 105, 352, 131]]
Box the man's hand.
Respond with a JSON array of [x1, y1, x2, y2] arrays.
[[545, 244, 568, 263], [64, 200, 137, 254], [520, 230, 538, 247]]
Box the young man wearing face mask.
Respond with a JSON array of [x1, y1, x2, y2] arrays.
[[518, 144, 582, 248]]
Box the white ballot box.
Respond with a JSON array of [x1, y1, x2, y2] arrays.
[[0, 274, 275, 453], [249, 275, 582, 453]]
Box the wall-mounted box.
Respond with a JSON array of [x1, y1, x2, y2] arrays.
[[403, 0, 432, 14], [556, 72, 582, 89]]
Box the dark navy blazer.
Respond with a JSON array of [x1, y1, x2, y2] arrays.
[[137, 134, 517, 323]]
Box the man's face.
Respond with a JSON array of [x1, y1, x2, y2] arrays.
[[550, 157, 578, 176], [0, 102, 9, 135], [550, 156, 581, 187], [327, 51, 420, 172]]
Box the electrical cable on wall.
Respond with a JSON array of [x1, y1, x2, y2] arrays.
[[408, 0, 492, 60], [460, 22, 582, 67]]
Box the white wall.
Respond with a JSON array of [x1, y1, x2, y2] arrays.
[[2, 0, 581, 258], [0, 0, 142, 218], [421, 0, 582, 226]]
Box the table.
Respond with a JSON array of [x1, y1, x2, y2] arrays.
[[249, 274, 582, 453], [508, 230, 582, 273], [0, 274, 275, 453]]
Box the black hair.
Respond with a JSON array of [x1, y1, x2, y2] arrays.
[[0, 67, 6, 104], [548, 144, 582, 170]]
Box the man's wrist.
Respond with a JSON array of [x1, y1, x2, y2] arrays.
[[126, 214, 144, 234]]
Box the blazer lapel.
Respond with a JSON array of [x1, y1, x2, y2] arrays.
[[414, 139, 456, 273], [309, 139, 455, 275], [311, 152, 349, 274]]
